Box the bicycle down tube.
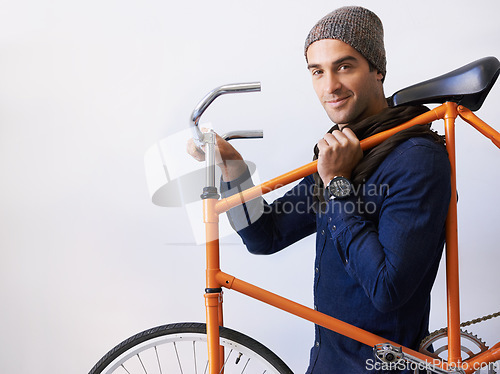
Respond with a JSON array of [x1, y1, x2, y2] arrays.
[[203, 101, 500, 374]]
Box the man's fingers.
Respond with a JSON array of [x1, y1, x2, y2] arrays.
[[322, 129, 359, 148], [316, 138, 330, 153], [332, 130, 352, 146], [186, 138, 205, 162], [341, 127, 360, 144], [322, 131, 347, 149], [186, 128, 215, 162]]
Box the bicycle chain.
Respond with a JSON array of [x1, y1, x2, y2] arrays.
[[423, 310, 500, 345]]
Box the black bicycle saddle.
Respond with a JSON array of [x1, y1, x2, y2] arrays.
[[389, 56, 500, 111]]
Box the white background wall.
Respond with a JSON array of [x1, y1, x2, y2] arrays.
[[0, 0, 499, 372]]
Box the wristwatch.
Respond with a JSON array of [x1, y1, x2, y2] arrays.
[[325, 176, 353, 200]]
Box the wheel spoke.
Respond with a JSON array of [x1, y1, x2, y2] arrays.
[[193, 341, 197, 374], [137, 354, 147, 374], [173, 342, 184, 374], [219, 349, 233, 374], [240, 357, 250, 373], [154, 346, 163, 374]]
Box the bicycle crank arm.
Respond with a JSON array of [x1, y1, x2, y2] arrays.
[[374, 343, 465, 374]]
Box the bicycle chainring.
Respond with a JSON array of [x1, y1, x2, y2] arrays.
[[415, 329, 496, 373]]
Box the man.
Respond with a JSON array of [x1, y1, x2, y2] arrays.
[[188, 6, 451, 373]]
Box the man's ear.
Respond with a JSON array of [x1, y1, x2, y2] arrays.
[[377, 71, 385, 83]]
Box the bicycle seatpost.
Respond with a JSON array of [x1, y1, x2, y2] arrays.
[[190, 82, 262, 190]]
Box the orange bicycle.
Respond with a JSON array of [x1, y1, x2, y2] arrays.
[[89, 56, 500, 374]]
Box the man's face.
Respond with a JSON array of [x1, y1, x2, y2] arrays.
[[306, 39, 385, 127]]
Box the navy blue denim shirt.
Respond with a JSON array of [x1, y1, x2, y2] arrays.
[[221, 136, 451, 373]]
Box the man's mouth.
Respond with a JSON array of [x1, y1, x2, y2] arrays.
[[324, 95, 350, 109]]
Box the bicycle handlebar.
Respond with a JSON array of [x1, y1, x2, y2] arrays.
[[190, 82, 262, 146], [221, 130, 264, 141]]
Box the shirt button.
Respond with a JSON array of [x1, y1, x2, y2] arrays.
[[332, 225, 336, 231], [344, 258, 348, 265], [315, 267, 319, 273], [315, 341, 320, 347], [321, 229, 325, 235], [314, 305, 317, 310], [328, 217, 332, 222]]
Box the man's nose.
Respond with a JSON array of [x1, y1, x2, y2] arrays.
[[324, 73, 342, 94]]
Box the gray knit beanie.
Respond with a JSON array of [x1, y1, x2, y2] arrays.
[[304, 6, 386, 79]]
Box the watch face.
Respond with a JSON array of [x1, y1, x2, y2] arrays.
[[329, 177, 352, 198]]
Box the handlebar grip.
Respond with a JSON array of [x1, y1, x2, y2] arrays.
[[190, 82, 261, 146]]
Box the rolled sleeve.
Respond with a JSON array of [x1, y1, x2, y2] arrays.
[[220, 166, 264, 232]]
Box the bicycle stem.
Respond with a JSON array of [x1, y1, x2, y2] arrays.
[[190, 82, 261, 189], [190, 82, 261, 147]]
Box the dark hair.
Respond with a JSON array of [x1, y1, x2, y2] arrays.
[[367, 61, 385, 83]]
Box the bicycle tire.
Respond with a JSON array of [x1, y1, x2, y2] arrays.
[[89, 322, 293, 374]]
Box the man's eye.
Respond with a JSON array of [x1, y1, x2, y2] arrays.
[[339, 65, 350, 71], [312, 70, 323, 76]]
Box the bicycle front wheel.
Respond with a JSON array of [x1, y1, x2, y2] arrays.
[[89, 322, 293, 374]]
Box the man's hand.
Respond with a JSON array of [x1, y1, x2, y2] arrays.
[[316, 128, 363, 186], [186, 128, 247, 181]]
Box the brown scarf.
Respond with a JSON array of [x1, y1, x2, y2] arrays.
[[313, 105, 445, 202]]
